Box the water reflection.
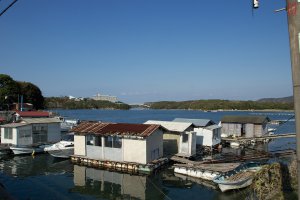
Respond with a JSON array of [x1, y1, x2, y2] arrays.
[[72, 165, 167, 200], [0, 154, 73, 177]]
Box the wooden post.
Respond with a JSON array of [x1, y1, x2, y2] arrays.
[[285, 0, 300, 198]]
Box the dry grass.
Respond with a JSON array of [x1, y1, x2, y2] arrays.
[[251, 159, 298, 200]]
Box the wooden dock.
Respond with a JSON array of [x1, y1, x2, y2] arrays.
[[221, 133, 296, 145]]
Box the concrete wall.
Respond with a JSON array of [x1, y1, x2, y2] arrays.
[[221, 123, 242, 137], [123, 138, 146, 164], [163, 132, 180, 156], [146, 129, 163, 163], [194, 128, 213, 146], [254, 124, 263, 137], [179, 131, 196, 156], [103, 146, 122, 161], [47, 123, 61, 142], [74, 135, 86, 156], [86, 145, 102, 160], [245, 124, 254, 138]]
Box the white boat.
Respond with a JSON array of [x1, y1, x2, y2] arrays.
[[44, 133, 74, 158], [174, 163, 241, 181], [55, 116, 79, 132], [213, 171, 254, 192], [10, 143, 50, 155], [213, 162, 262, 192], [230, 141, 240, 148]]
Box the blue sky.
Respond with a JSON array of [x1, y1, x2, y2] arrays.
[[0, 0, 292, 103]]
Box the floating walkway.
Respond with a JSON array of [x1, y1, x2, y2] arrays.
[[221, 133, 296, 146], [70, 155, 169, 174]]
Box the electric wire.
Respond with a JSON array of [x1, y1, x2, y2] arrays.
[[0, 0, 18, 17]]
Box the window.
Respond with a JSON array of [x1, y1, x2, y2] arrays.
[[104, 136, 113, 147], [182, 134, 188, 143], [86, 135, 93, 145], [112, 136, 122, 148], [104, 136, 122, 148], [86, 135, 102, 146], [18, 129, 31, 144], [32, 124, 48, 143], [94, 136, 102, 146], [4, 128, 13, 139]]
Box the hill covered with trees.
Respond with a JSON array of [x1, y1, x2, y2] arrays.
[[45, 97, 130, 110], [146, 99, 293, 110], [0, 74, 44, 110]]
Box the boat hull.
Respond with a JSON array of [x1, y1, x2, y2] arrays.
[[217, 176, 253, 192], [10, 146, 44, 155], [174, 166, 220, 181], [47, 148, 74, 158]]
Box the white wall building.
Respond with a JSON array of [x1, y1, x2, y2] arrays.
[[144, 120, 196, 157], [92, 93, 118, 103], [1, 118, 61, 146], [173, 118, 221, 148], [73, 122, 164, 165]]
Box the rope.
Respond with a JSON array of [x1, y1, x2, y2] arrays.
[[145, 176, 172, 200], [272, 114, 295, 133]]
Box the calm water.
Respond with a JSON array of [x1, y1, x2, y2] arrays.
[[0, 109, 296, 200]]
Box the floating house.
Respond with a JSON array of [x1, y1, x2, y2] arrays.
[[144, 120, 196, 157], [220, 115, 270, 138], [0, 118, 61, 147], [72, 122, 164, 165], [173, 118, 221, 149]]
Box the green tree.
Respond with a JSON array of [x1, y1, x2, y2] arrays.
[[0, 74, 20, 109], [18, 81, 44, 110]]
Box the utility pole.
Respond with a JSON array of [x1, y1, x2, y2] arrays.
[[285, 0, 300, 198]]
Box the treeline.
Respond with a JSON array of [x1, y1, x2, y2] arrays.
[[0, 74, 44, 110], [147, 99, 294, 110], [45, 97, 130, 110]]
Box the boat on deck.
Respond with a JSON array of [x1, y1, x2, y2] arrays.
[[44, 133, 74, 158], [174, 162, 241, 181], [213, 162, 262, 192]]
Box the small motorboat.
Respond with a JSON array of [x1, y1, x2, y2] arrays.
[[44, 133, 74, 158], [10, 143, 50, 155], [213, 162, 262, 192]]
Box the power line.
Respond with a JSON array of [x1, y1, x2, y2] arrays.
[[0, 0, 18, 17]]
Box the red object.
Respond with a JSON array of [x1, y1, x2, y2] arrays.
[[16, 111, 50, 118], [0, 117, 5, 122]]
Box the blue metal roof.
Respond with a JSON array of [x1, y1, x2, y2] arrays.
[[173, 118, 215, 127]]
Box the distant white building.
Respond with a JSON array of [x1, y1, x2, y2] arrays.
[[92, 93, 118, 103]]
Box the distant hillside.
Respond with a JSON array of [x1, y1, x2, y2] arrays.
[[146, 99, 293, 110], [257, 96, 294, 103], [45, 97, 130, 110]]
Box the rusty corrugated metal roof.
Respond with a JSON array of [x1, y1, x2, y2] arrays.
[[72, 121, 161, 137]]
